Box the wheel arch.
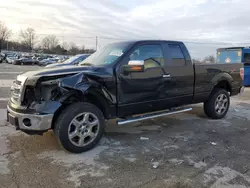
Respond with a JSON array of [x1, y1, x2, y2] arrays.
[[213, 80, 232, 93], [51, 87, 114, 129], [210, 72, 233, 95]]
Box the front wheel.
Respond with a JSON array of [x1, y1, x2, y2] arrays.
[[54, 102, 105, 153], [204, 88, 230, 119]]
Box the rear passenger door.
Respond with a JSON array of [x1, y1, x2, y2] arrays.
[[162, 43, 194, 106]]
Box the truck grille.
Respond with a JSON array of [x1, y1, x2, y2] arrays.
[[10, 75, 27, 104]]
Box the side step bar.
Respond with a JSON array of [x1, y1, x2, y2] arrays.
[[117, 107, 192, 125]]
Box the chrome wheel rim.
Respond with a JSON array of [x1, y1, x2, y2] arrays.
[[68, 112, 100, 147], [215, 94, 228, 115]]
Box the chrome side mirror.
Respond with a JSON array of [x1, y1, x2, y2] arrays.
[[122, 60, 145, 73]]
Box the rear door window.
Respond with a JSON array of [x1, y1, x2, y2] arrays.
[[168, 44, 186, 66]]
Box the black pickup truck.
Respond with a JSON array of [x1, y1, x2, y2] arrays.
[[7, 40, 244, 153]]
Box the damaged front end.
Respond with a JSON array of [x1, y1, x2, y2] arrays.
[[23, 73, 90, 111], [7, 72, 91, 134]]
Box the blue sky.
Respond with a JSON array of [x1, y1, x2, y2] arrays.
[[1, 0, 250, 58]]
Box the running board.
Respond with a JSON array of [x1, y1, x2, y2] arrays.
[[117, 107, 192, 125]]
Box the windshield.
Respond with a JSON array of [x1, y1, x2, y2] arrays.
[[62, 55, 81, 64], [79, 42, 131, 66], [217, 49, 242, 64]]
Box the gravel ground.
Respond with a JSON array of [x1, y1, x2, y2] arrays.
[[0, 63, 250, 188]]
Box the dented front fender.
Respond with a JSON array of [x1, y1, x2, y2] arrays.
[[58, 72, 90, 93], [58, 72, 115, 104]]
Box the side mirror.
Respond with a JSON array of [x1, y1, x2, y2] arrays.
[[122, 60, 145, 73]]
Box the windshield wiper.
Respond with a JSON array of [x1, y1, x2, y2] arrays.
[[79, 62, 94, 66]]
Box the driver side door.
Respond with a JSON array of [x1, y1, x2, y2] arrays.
[[117, 43, 167, 117]]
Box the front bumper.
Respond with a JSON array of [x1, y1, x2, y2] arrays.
[[7, 105, 53, 132]]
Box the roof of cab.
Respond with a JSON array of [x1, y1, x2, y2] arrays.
[[112, 40, 184, 46], [129, 39, 183, 43]]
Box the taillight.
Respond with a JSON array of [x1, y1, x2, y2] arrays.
[[240, 68, 244, 80]]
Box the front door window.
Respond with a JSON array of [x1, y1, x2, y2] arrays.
[[129, 44, 164, 69]]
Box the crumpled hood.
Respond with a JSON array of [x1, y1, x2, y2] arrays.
[[20, 65, 109, 79]]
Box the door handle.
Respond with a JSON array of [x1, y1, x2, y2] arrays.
[[163, 74, 171, 78]]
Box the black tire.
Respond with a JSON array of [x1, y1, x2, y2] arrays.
[[54, 102, 105, 153], [204, 88, 230, 119]]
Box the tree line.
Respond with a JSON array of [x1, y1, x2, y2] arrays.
[[192, 55, 216, 64], [0, 21, 95, 55], [0, 21, 217, 61]]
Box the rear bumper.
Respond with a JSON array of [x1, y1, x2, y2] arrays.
[[231, 86, 244, 96], [7, 105, 53, 133], [239, 86, 245, 95]]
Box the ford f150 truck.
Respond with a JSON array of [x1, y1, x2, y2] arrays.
[[7, 40, 244, 153]]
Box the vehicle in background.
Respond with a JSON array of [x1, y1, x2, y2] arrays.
[[0, 52, 20, 63], [7, 40, 244, 153], [38, 57, 60, 66], [45, 54, 90, 68], [217, 47, 250, 86], [0, 53, 5, 63], [31, 56, 40, 64], [35, 55, 53, 64], [5, 52, 17, 58], [6, 55, 19, 64], [54, 56, 68, 63], [13, 56, 37, 65]]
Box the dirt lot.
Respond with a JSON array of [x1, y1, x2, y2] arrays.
[[0, 64, 250, 188]]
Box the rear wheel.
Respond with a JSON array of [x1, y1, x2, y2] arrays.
[[204, 88, 230, 119], [54, 102, 105, 153]]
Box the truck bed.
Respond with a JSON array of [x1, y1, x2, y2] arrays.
[[193, 63, 243, 102]]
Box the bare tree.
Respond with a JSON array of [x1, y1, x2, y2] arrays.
[[0, 21, 12, 51], [19, 27, 36, 51], [62, 42, 69, 50], [69, 42, 80, 54], [192, 59, 202, 64], [49, 35, 59, 49], [80, 45, 85, 53], [41, 36, 50, 50], [41, 35, 59, 50], [203, 55, 216, 63]]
